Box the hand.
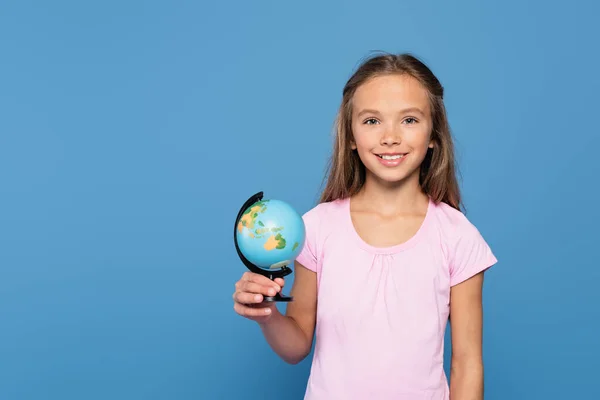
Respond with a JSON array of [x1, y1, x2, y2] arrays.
[[233, 272, 285, 323]]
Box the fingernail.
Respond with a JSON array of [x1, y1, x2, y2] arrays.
[[254, 295, 261, 302], [268, 288, 276, 296], [264, 308, 271, 314]]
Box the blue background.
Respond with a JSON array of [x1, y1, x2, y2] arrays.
[[1, 1, 598, 399]]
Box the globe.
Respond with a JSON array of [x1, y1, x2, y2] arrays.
[[235, 197, 306, 271]]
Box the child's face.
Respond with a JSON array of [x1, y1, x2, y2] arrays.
[[350, 74, 434, 186]]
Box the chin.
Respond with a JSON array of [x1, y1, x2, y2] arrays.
[[368, 171, 410, 185], [365, 165, 420, 186]]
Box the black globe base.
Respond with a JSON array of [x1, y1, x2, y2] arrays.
[[263, 292, 293, 302], [262, 269, 294, 302]]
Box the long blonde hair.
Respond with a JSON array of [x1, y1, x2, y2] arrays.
[[319, 52, 462, 211]]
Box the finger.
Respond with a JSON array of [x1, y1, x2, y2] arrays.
[[273, 278, 285, 288], [234, 302, 272, 318], [241, 281, 279, 297], [234, 291, 264, 305], [244, 273, 281, 289], [241, 271, 254, 281]]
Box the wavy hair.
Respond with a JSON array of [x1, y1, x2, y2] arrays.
[[319, 52, 462, 211]]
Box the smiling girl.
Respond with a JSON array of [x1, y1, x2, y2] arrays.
[[233, 52, 498, 400]]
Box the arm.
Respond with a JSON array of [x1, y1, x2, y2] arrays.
[[259, 261, 317, 364], [449, 271, 485, 400]]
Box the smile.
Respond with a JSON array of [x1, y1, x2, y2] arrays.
[[375, 153, 407, 166], [377, 154, 405, 160]]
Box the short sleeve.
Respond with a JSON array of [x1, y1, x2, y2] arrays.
[[295, 206, 321, 273], [449, 218, 498, 287]]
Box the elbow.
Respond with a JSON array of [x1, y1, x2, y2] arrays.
[[282, 346, 311, 365], [283, 354, 307, 365], [281, 340, 312, 365]]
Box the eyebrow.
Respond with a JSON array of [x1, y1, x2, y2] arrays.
[[356, 107, 426, 118]]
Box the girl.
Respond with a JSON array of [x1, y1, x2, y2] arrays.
[[232, 53, 497, 400]]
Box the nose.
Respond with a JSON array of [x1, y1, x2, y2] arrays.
[[380, 126, 401, 146]]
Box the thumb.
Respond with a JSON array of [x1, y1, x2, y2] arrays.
[[273, 277, 285, 289]]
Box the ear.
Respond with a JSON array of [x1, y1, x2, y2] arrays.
[[350, 140, 357, 150], [428, 135, 435, 149]]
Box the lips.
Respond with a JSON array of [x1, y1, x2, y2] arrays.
[[375, 152, 407, 167], [376, 153, 406, 160]]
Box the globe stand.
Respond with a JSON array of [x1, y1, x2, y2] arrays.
[[234, 191, 294, 303]]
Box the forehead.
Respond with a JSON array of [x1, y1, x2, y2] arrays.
[[352, 74, 430, 113]]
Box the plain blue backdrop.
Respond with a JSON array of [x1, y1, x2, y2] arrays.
[[1, 0, 599, 399]]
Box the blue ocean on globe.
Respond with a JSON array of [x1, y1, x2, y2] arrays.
[[236, 199, 306, 270]]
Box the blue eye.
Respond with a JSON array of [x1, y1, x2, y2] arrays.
[[364, 118, 379, 125], [403, 117, 417, 124]]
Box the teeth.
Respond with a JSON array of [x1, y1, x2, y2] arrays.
[[379, 154, 404, 160]]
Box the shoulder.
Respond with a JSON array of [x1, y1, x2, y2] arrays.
[[429, 200, 482, 238], [299, 198, 348, 252], [301, 198, 347, 229], [295, 198, 347, 273], [429, 199, 498, 285]]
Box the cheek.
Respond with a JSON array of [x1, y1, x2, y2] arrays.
[[354, 135, 371, 150], [352, 126, 378, 150], [406, 126, 432, 149]]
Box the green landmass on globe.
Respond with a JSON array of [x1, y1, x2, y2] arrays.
[[237, 200, 299, 252]]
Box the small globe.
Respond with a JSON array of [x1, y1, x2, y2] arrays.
[[236, 198, 306, 270]]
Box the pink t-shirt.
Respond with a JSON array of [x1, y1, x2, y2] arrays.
[[295, 196, 498, 400]]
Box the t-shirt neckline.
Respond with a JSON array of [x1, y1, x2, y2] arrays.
[[343, 195, 434, 254]]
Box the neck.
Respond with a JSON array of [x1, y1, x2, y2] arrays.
[[355, 172, 428, 214]]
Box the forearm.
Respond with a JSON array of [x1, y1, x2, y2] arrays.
[[449, 358, 483, 400], [259, 309, 312, 364]]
